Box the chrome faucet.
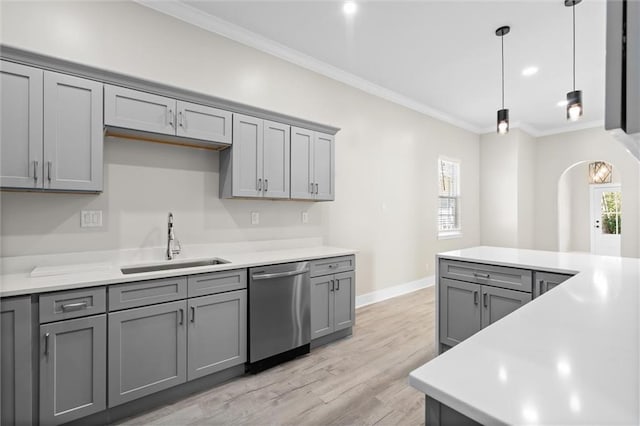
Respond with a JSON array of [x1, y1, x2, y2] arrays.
[[166, 212, 181, 260]]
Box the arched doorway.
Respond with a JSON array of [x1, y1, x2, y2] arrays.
[[557, 161, 622, 256]]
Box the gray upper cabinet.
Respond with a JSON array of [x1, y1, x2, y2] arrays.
[[481, 286, 531, 329], [439, 278, 482, 347], [333, 271, 355, 331], [104, 85, 175, 136], [176, 100, 232, 144], [220, 114, 291, 199], [291, 127, 335, 201], [1, 297, 33, 426], [310, 275, 334, 339], [40, 314, 107, 425], [108, 300, 187, 407], [43, 71, 103, 191], [533, 271, 573, 298], [187, 290, 247, 381], [0, 60, 43, 189]]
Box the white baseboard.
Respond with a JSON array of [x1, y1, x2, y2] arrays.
[[355, 275, 435, 309]]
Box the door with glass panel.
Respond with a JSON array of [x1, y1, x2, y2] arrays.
[[590, 184, 621, 256]]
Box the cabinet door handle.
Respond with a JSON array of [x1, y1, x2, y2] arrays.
[[264, 179, 268, 192], [47, 161, 52, 182], [330, 280, 334, 292], [473, 290, 479, 305], [309, 182, 314, 194], [33, 160, 39, 182], [483, 292, 488, 308], [179, 308, 184, 325], [168, 109, 174, 127], [257, 178, 262, 191], [61, 301, 88, 311], [44, 332, 50, 356], [336, 280, 340, 291], [315, 183, 319, 194], [191, 306, 196, 323], [178, 111, 183, 127], [539, 280, 545, 295]]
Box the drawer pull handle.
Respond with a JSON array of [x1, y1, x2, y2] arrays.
[[473, 272, 491, 279], [61, 301, 88, 311]]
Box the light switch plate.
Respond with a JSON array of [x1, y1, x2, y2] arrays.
[[81, 210, 103, 228], [302, 212, 309, 224], [251, 212, 259, 225]]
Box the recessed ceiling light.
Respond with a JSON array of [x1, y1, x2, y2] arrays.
[[557, 100, 569, 107], [521, 66, 539, 77], [343, 1, 357, 15]]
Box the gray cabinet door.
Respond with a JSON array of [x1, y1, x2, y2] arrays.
[[40, 315, 106, 425], [310, 275, 334, 339], [104, 85, 176, 136], [232, 114, 263, 197], [533, 271, 573, 298], [0, 60, 43, 189], [290, 126, 315, 200], [262, 120, 290, 199], [43, 71, 103, 191], [176, 100, 232, 144], [333, 271, 355, 331], [187, 290, 247, 381], [439, 278, 481, 347], [108, 301, 187, 407], [481, 286, 532, 329], [1, 297, 32, 426], [313, 132, 335, 201]]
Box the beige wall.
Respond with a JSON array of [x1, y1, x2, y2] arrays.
[[0, 1, 481, 295]]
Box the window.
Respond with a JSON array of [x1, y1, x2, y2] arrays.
[[438, 158, 461, 238]]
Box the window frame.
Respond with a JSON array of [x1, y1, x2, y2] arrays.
[[437, 156, 462, 239]]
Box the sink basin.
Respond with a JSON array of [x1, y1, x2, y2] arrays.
[[120, 258, 230, 275]]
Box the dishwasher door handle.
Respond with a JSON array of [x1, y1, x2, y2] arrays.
[[252, 269, 310, 280]]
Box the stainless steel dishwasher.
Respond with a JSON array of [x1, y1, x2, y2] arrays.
[[248, 261, 310, 373]]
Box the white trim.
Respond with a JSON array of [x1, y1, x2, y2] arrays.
[[438, 231, 463, 240], [134, 0, 482, 134], [480, 120, 604, 138], [355, 275, 434, 309]]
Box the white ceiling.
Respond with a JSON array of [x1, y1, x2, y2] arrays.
[[140, 0, 607, 135]]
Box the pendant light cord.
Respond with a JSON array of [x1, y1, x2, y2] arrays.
[[572, 4, 576, 91], [501, 34, 505, 109]]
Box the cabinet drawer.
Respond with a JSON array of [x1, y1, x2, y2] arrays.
[[187, 269, 247, 298], [39, 287, 106, 323], [108, 277, 187, 311], [439, 259, 532, 293], [310, 255, 355, 277]]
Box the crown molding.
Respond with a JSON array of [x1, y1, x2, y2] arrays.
[[135, 0, 483, 134], [479, 119, 604, 138]]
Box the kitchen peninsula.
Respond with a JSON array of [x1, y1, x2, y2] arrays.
[[409, 246, 639, 425]]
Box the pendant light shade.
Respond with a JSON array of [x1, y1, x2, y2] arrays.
[[566, 0, 583, 121], [495, 25, 510, 135]]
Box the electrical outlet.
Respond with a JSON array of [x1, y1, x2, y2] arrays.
[[81, 210, 103, 228], [251, 212, 260, 225], [302, 212, 309, 224]]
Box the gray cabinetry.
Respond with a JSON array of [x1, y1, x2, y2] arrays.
[[0, 60, 43, 189], [44, 71, 103, 191], [40, 314, 107, 425], [187, 290, 247, 380], [108, 300, 187, 407], [481, 285, 531, 328], [176, 100, 232, 145], [220, 114, 290, 199], [310, 256, 355, 340], [533, 271, 573, 298], [439, 259, 532, 293], [291, 127, 334, 201], [187, 269, 247, 298], [39, 286, 106, 323], [439, 278, 482, 347], [1, 296, 33, 426], [104, 85, 175, 136]]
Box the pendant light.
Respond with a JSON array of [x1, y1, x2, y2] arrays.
[[565, 0, 583, 121], [496, 25, 510, 134]]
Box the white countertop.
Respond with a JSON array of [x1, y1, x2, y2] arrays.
[[0, 245, 356, 297], [409, 246, 639, 425]]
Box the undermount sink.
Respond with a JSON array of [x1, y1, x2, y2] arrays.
[[120, 258, 230, 275]]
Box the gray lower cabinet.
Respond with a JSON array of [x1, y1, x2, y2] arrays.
[[108, 301, 187, 407], [187, 290, 247, 380], [0, 60, 43, 189], [533, 271, 573, 298], [311, 270, 355, 339], [220, 114, 290, 199], [40, 314, 107, 425], [290, 127, 335, 201], [440, 278, 531, 347], [43, 71, 104, 191], [1, 297, 33, 426]]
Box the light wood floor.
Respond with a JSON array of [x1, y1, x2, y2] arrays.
[[119, 287, 435, 426]]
